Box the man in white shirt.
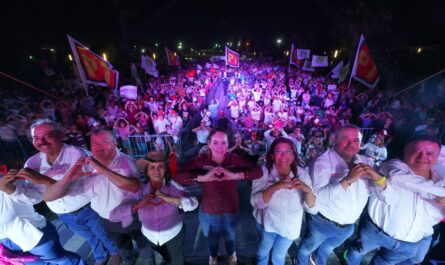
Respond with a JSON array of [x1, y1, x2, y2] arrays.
[[0, 170, 85, 265], [153, 112, 170, 134], [44, 129, 147, 265], [19, 119, 120, 265], [296, 125, 386, 265], [346, 135, 445, 264]]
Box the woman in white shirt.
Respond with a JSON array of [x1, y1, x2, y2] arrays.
[[251, 137, 317, 265]]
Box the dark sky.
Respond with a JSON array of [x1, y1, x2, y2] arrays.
[[2, 0, 445, 69]]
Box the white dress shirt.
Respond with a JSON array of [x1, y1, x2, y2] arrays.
[[24, 144, 91, 214], [110, 180, 198, 246], [370, 159, 445, 242], [0, 181, 46, 251], [82, 151, 141, 219], [311, 149, 373, 225], [251, 165, 318, 239]]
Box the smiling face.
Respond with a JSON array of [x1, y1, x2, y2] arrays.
[[90, 131, 117, 163], [146, 161, 166, 183], [272, 142, 295, 169], [334, 127, 361, 163], [32, 123, 64, 157], [403, 140, 440, 176], [208, 131, 228, 162]]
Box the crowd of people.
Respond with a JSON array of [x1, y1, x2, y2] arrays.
[[0, 57, 445, 265]]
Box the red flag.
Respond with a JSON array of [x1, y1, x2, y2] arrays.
[[165, 47, 180, 67], [351, 34, 380, 88], [289, 44, 302, 66], [0, 164, 7, 175], [186, 69, 196, 78], [225, 47, 239, 68], [67, 35, 119, 90]]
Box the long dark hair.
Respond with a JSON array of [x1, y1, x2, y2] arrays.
[[265, 137, 299, 178]]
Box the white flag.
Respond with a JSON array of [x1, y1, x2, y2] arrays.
[[297, 49, 311, 60], [302, 60, 315, 72], [141, 55, 159, 78], [311, 55, 329, 67], [338, 63, 350, 83], [330, 61, 344, 79]]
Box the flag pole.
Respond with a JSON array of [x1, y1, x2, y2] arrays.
[[67, 35, 89, 96], [0, 72, 60, 100], [347, 34, 363, 90]]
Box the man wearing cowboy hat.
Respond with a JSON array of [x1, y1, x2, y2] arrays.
[[44, 129, 147, 265]]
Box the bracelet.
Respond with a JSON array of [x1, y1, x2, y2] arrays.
[[374, 176, 387, 186]]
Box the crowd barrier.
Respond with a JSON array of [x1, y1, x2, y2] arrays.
[[122, 128, 375, 159]]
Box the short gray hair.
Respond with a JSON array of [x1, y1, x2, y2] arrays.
[[30, 118, 62, 136]]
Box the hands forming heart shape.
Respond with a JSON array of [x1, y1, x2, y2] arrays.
[[214, 172, 225, 178]]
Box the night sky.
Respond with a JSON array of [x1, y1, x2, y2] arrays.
[[1, 0, 445, 77]]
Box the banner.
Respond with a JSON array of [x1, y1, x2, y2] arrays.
[[302, 60, 315, 72], [330, 61, 344, 79], [351, 34, 380, 88], [297, 48, 311, 60], [141, 55, 159, 77], [311, 55, 329, 67], [165, 47, 180, 67], [119, 85, 137, 100], [338, 62, 350, 84], [289, 44, 302, 66], [67, 35, 119, 92], [225, 46, 239, 68]]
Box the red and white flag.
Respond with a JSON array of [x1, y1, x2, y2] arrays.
[[351, 34, 380, 88], [289, 44, 302, 66], [225, 46, 239, 68], [165, 47, 180, 67], [67, 35, 119, 90]]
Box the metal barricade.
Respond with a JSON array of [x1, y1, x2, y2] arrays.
[[359, 128, 375, 144], [125, 134, 175, 158]]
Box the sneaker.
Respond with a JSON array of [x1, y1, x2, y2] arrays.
[[309, 254, 316, 265], [227, 253, 237, 265], [109, 253, 122, 265], [209, 256, 217, 265]]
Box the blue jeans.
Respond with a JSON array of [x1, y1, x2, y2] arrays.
[[0, 221, 85, 265], [296, 213, 355, 265], [58, 204, 118, 263], [346, 216, 432, 265], [199, 208, 240, 257], [256, 222, 293, 265]]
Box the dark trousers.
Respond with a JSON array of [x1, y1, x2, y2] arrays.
[[102, 215, 149, 264], [146, 226, 185, 265]]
